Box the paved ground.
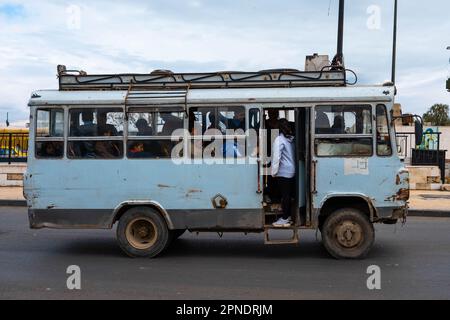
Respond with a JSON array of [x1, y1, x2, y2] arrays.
[[0, 206, 449, 300]]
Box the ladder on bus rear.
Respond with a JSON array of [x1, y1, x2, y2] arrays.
[[57, 65, 347, 91]]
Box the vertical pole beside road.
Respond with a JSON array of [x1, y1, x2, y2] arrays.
[[392, 0, 398, 84], [8, 133, 12, 165]]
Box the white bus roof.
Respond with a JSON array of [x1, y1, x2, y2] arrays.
[[29, 85, 394, 107]]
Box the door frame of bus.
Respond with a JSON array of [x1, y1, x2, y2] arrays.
[[262, 107, 301, 227]]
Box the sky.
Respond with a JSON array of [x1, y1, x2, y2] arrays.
[[0, 0, 449, 126]]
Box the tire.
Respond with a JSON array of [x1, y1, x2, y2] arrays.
[[116, 207, 170, 258], [322, 208, 375, 260], [170, 229, 186, 241]]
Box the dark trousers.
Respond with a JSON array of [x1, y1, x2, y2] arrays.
[[276, 177, 295, 220]]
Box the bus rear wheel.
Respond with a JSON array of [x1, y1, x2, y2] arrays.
[[322, 208, 375, 260], [117, 207, 170, 258]]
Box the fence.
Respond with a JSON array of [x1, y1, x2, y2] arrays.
[[0, 133, 28, 164], [396, 130, 446, 182]]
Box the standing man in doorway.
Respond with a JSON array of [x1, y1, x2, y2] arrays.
[[271, 119, 296, 227]]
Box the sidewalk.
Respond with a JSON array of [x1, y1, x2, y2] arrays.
[[408, 190, 450, 217], [0, 187, 449, 217], [0, 187, 26, 206]]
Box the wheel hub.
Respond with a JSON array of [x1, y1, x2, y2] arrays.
[[335, 221, 363, 248], [125, 218, 158, 250]]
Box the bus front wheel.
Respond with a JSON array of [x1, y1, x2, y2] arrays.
[[322, 208, 375, 260], [116, 207, 170, 258]]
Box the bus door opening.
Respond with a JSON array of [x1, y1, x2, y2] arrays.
[[262, 108, 308, 227]]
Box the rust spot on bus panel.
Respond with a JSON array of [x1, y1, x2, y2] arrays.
[[158, 184, 174, 189], [187, 189, 202, 194], [397, 188, 410, 201], [385, 188, 410, 202]]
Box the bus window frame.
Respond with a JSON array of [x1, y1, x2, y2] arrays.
[[187, 105, 249, 160], [34, 107, 65, 160], [126, 110, 185, 160], [312, 103, 376, 158], [66, 106, 125, 161], [376, 104, 393, 158]]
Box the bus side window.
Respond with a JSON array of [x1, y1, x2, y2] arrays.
[[314, 105, 373, 157], [376, 104, 393, 156], [68, 108, 124, 160], [218, 106, 246, 133], [127, 112, 184, 159], [35, 109, 64, 159], [188, 107, 246, 159]]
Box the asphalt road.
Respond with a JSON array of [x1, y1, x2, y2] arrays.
[[0, 206, 449, 300]]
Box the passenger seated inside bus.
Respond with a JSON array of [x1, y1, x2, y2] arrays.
[[68, 108, 124, 159], [161, 113, 183, 136], [315, 109, 331, 134], [36, 141, 64, 158], [78, 111, 97, 136], [135, 119, 153, 136], [207, 113, 216, 130], [188, 107, 246, 160], [94, 140, 121, 159], [331, 115, 345, 134], [219, 107, 245, 131], [98, 110, 118, 136]]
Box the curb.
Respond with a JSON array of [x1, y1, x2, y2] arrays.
[[408, 210, 450, 218], [0, 200, 27, 207]]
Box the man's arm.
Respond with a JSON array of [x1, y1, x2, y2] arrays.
[[271, 137, 283, 177]]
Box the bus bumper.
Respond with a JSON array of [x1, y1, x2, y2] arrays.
[[375, 206, 408, 224]]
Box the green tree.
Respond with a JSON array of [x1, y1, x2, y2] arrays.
[[423, 104, 450, 126]]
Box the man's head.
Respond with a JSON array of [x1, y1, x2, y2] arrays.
[[136, 119, 149, 130], [81, 111, 94, 124], [234, 109, 245, 122], [97, 111, 108, 126], [45, 142, 55, 154], [267, 109, 279, 120]]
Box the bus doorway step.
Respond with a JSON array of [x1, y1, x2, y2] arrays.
[[264, 226, 299, 245]]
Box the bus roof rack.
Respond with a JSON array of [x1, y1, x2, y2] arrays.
[[57, 65, 347, 91]]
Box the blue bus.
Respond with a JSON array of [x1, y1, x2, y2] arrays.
[[24, 65, 412, 259]]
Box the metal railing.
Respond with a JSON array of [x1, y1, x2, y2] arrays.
[[0, 133, 28, 164], [396, 130, 446, 182]]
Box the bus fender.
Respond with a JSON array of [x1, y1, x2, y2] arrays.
[[112, 200, 175, 230], [317, 193, 377, 222]]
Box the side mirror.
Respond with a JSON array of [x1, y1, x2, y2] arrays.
[[415, 120, 423, 146]]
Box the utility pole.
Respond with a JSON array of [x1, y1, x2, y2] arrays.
[[391, 0, 398, 85], [332, 0, 345, 68], [447, 46, 450, 91]]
